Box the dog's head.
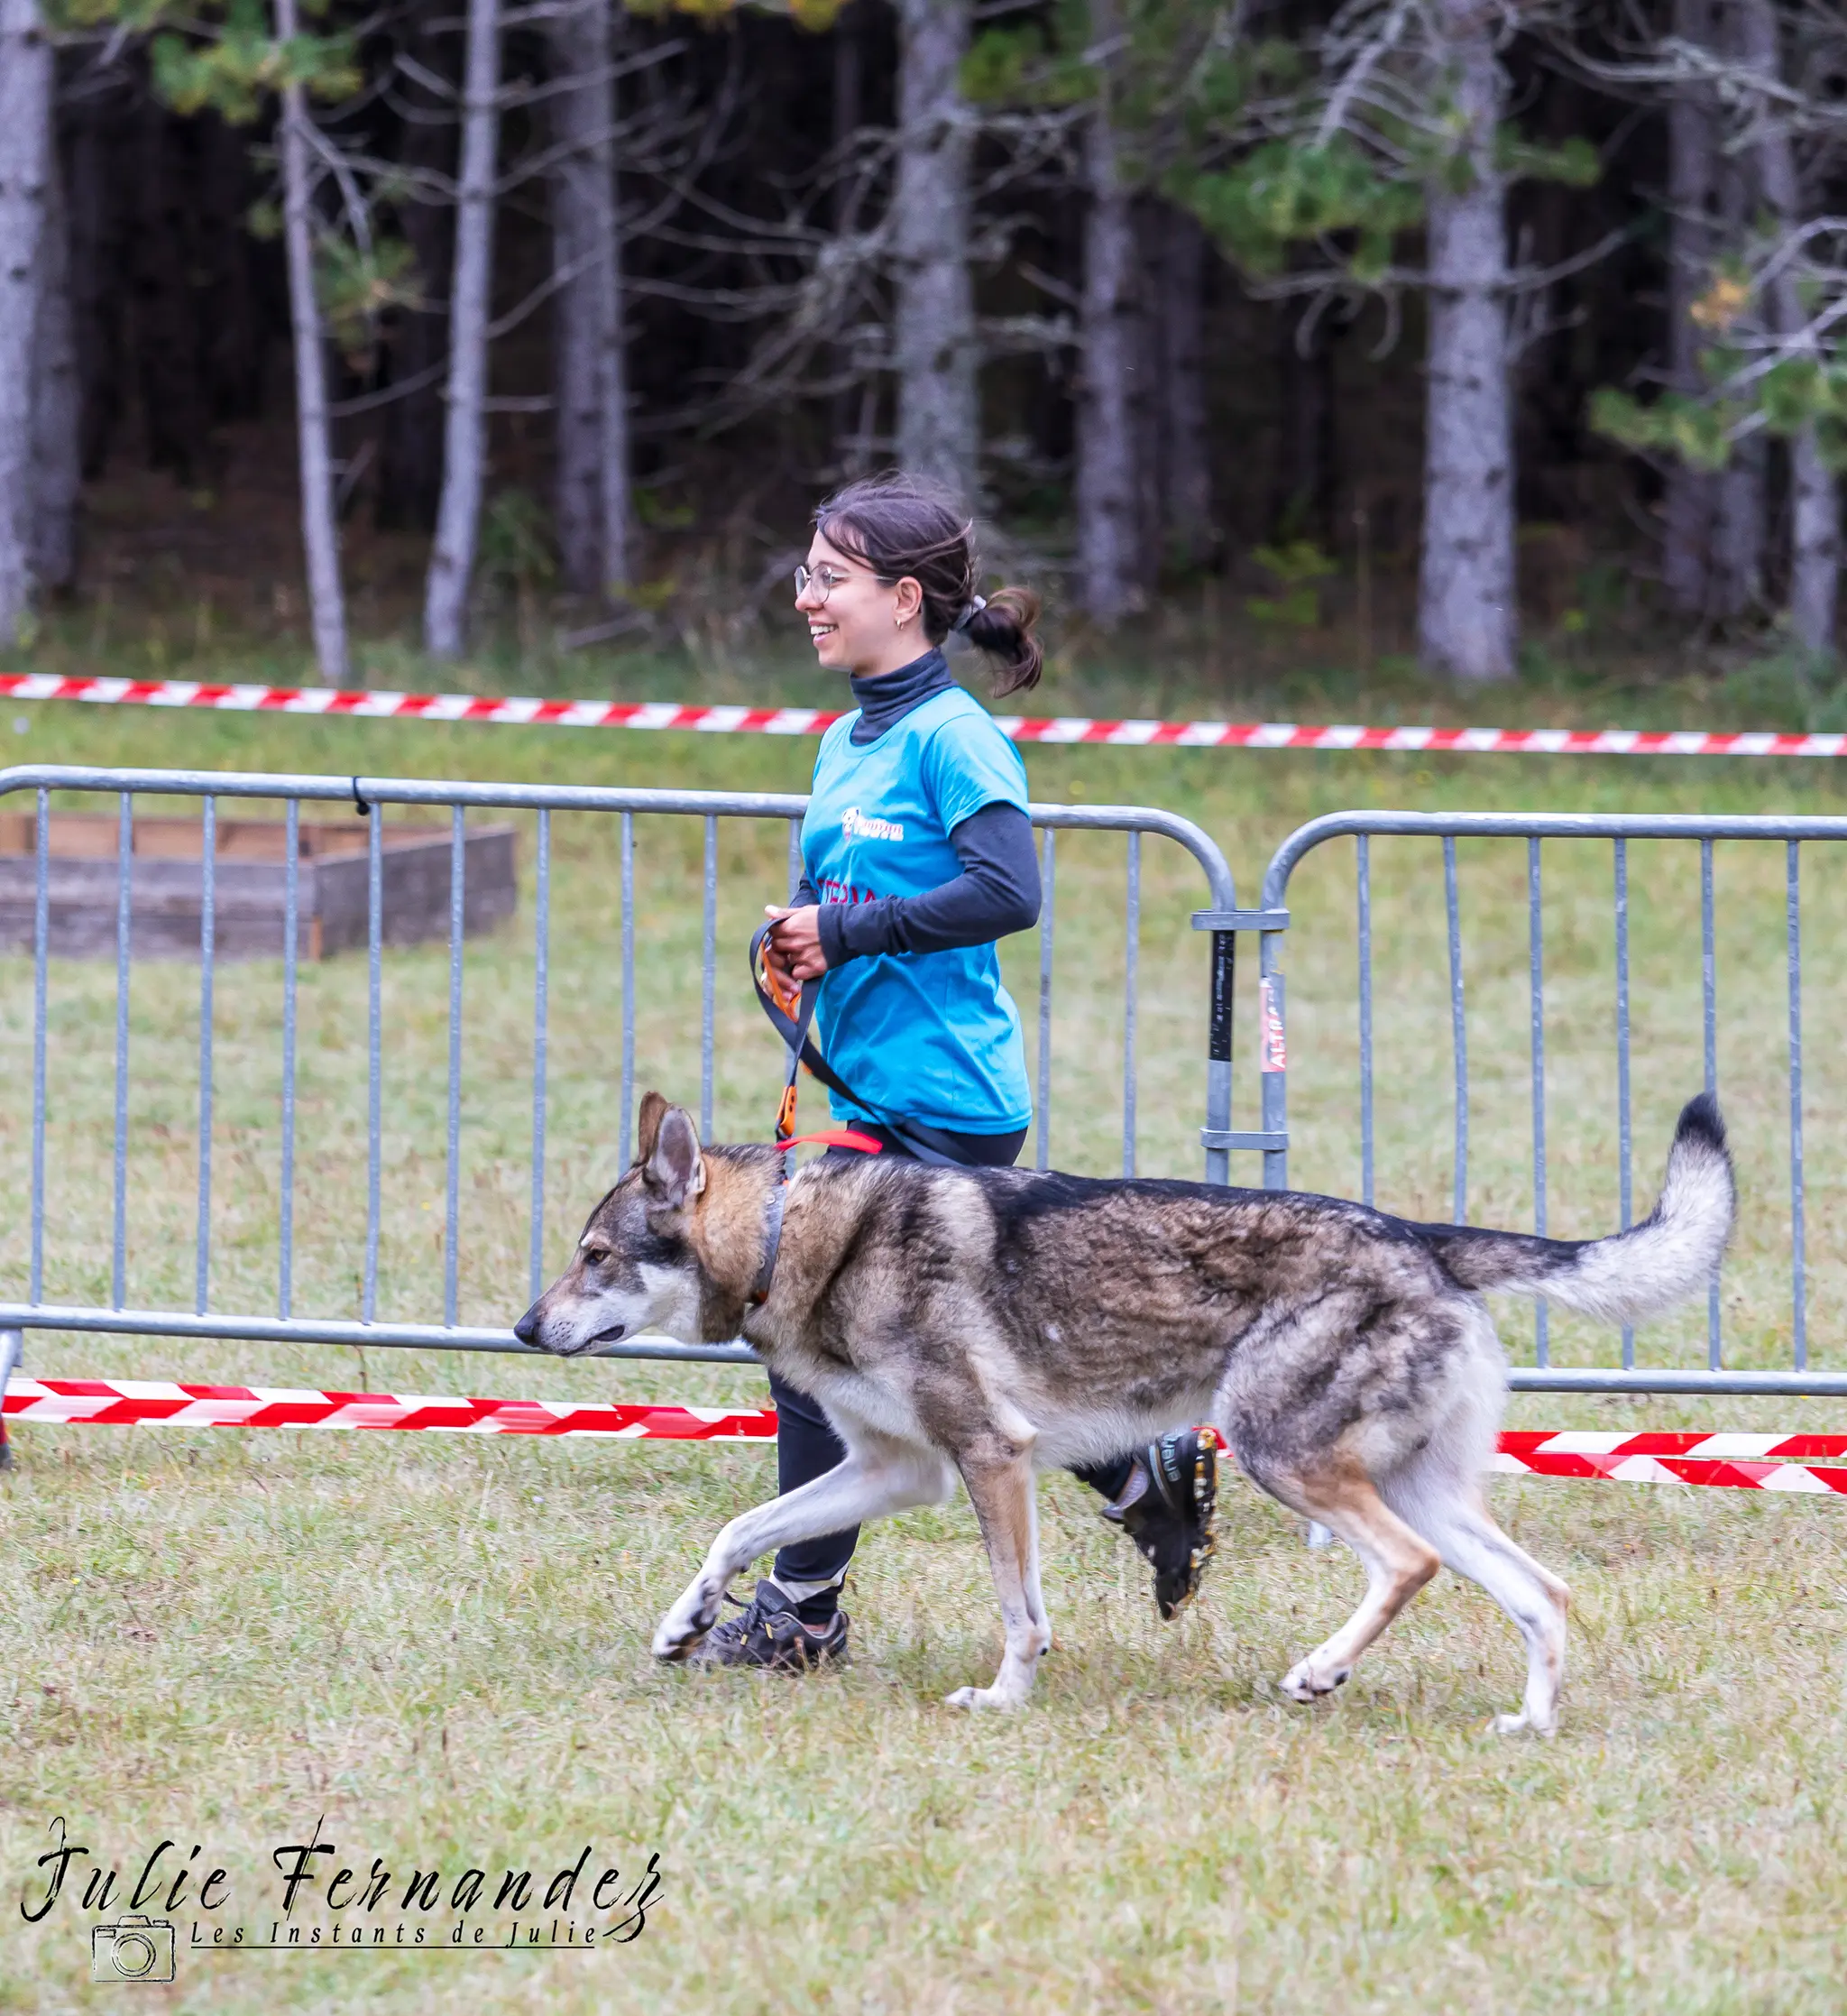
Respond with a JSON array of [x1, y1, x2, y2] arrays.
[[513, 1091, 719, 1357]]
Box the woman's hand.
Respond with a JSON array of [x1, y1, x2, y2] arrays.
[[763, 904, 828, 992]]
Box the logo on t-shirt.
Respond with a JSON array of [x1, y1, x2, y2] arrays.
[[841, 805, 905, 842]]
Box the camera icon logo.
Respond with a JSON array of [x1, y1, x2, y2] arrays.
[[91, 1914, 177, 1983]]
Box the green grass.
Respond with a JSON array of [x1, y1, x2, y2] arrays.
[[5, 692, 1847, 2011]]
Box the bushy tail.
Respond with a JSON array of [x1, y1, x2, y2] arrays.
[[1416, 1094, 1735, 1327]]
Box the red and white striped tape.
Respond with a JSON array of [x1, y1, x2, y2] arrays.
[[7, 1378, 1847, 1491], [0, 669, 1836, 759], [1494, 1429, 1847, 1495], [0, 1375, 777, 1441]]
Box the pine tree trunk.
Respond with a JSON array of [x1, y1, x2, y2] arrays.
[[1157, 203, 1212, 568], [548, 0, 630, 599], [423, 0, 501, 658], [275, 0, 349, 686], [1075, 7, 1141, 627], [892, 0, 976, 499], [0, 0, 51, 640], [1416, 0, 1515, 683], [32, 116, 78, 594], [1740, 0, 1838, 652], [1663, 0, 1718, 615]]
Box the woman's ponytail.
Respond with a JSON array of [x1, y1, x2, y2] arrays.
[[963, 586, 1043, 696]]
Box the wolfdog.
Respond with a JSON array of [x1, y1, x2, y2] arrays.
[[515, 1091, 1733, 1731]]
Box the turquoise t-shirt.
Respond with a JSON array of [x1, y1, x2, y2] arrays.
[[804, 685, 1034, 1134]]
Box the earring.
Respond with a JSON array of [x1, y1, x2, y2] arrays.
[[895, 611, 909, 628]]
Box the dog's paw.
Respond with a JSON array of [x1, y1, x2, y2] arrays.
[[1280, 1655, 1351, 1702], [944, 1683, 1026, 1711], [651, 1588, 720, 1662], [1489, 1708, 1557, 1737]]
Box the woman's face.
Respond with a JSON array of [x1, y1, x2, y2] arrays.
[[795, 529, 924, 677]]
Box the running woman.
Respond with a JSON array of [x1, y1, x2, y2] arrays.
[[694, 472, 1219, 1671]]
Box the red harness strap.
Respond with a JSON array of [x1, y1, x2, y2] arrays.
[[781, 1128, 884, 1155]]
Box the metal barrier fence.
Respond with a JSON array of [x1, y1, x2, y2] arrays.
[[0, 765, 1244, 1387], [1255, 812, 1847, 1396]]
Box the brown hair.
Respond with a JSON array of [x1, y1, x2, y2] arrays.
[[813, 472, 1043, 695]]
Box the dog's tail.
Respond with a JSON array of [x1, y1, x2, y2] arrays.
[[1413, 1093, 1734, 1327]]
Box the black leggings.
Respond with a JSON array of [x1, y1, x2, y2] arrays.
[[769, 1121, 1136, 1588]]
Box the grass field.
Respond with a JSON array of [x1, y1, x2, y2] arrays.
[[6, 688, 1847, 2011]]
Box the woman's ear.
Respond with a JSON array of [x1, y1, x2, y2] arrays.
[[893, 575, 924, 627]]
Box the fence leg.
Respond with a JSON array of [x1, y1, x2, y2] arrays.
[[0, 1328, 22, 1470]]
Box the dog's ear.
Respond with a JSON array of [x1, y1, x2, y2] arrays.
[[635, 1091, 670, 1169], [642, 1104, 705, 1210]]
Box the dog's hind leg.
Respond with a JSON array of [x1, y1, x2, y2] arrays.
[[1383, 1466, 1571, 1735], [652, 1440, 952, 1663], [948, 1444, 1052, 1711], [1252, 1451, 1440, 1704]]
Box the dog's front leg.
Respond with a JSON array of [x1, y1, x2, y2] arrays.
[[947, 1446, 1050, 1711], [652, 1445, 950, 1662]]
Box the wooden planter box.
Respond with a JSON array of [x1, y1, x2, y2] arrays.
[[0, 812, 519, 961]]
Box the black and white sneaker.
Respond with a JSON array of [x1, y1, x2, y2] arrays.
[[686, 1579, 850, 1671], [1100, 1427, 1220, 1620]]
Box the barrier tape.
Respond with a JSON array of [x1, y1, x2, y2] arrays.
[[0, 1376, 776, 1441], [5, 1379, 1847, 1491], [0, 670, 1836, 759]]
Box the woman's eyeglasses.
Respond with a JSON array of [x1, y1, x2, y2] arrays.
[[793, 564, 858, 603]]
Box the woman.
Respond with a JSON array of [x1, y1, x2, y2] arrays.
[[694, 473, 1220, 1671]]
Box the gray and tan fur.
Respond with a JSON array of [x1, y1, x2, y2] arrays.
[[516, 1091, 1734, 1731]]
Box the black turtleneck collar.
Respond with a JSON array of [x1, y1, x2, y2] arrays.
[[848, 648, 953, 745]]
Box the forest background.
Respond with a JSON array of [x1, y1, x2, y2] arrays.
[[2, 0, 1846, 704]]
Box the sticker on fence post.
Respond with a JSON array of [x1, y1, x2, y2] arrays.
[[1259, 976, 1287, 1073]]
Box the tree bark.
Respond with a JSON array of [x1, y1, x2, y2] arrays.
[[32, 116, 78, 594], [548, 0, 630, 600], [1417, 0, 1516, 682], [0, 0, 51, 640], [1663, 0, 1719, 616], [423, 0, 501, 658], [1739, 0, 1837, 652], [892, 0, 976, 499], [275, 0, 349, 686], [1075, 0, 1141, 625]]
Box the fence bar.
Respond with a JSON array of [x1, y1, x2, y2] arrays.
[[280, 800, 299, 1318], [444, 806, 465, 1329], [111, 794, 132, 1309], [787, 818, 802, 901], [1122, 832, 1140, 1177], [28, 787, 47, 1304], [278, 794, 298, 1330], [194, 796, 216, 1315], [1703, 837, 1721, 1368], [1356, 834, 1374, 1208], [363, 804, 382, 1324], [1036, 827, 1055, 1171], [1444, 835, 1467, 1224], [1788, 842, 1806, 1372], [1614, 839, 1631, 1367], [620, 812, 636, 1168], [1529, 839, 1548, 1367], [701, 815, 717, 1142], [529, 810, 551, 1304]]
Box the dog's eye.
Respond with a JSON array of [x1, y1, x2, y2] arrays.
[[584, 1247, 609, 1268]]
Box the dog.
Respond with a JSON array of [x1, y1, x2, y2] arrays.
[[515, 1091, 1733, 1730]]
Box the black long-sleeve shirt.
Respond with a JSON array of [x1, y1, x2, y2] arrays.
[[794, 651, 1042, 966]]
